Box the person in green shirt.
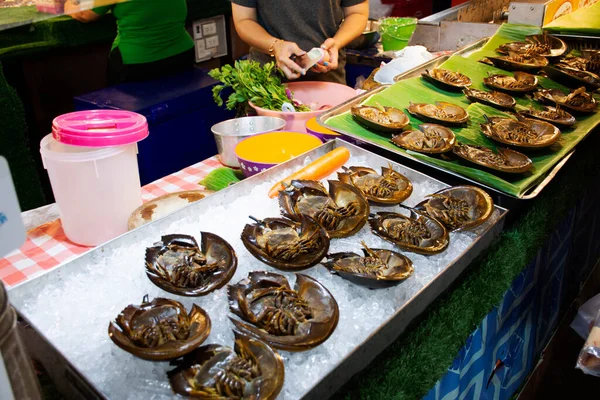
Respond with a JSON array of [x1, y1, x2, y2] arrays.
[[64, 0, 195, 84]]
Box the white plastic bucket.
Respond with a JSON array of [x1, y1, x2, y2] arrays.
[[40, 135, 142, 246]]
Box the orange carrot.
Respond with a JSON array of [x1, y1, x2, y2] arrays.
[[268, 147, 351, 198]]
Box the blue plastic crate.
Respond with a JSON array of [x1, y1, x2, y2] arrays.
[[74, 68, 235, 185]]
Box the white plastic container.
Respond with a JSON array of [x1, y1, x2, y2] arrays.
[[41, 110, 148, 246]]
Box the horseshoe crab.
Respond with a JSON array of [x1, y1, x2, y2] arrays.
[[556, 55, 592, 72], [483, 71, 538, 94], [463, 88, 516, 110], [518, 105, 576, 128], [496, 42, 543, 56], [391, 124, 456, 154], [421, 68, 472, 91], [543, 65, 600, 91], [323, 241, 414, 288], [241, 216, 329, 271], [168, 331, 284, 400], [534, 87, 597, 114], [480, 115, 561, 149], [453, 143, 533, 174], [279, 180, 369, 238], [108, 296, 211, 361], [368, 211, 449, 255], [407, 101, 469, 126], [525, 34, 567, 58], [480, 53, 548, 72], [414, 186, 494, 231], [582, 50, 600, 74], [351, 104, 410, 132], [145, 233, 237, 297], [496, 34, 566, 58], [337, 165, 413, 205], [227, 271, 339, 351]]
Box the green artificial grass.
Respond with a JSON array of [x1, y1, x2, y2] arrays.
[[332, 130, 600, 400], [0, 62, 45, 211]]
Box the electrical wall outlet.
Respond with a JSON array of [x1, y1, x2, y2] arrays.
[[192, 15, 228, 63], [202, 22, 218, 36], [205, 36, 219, 49]]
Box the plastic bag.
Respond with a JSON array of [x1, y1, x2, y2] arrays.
[[576, 308, 600, 376], [354, 75, 366, 90], [571, 293, 600, 339], [374, 46, 434, 84]]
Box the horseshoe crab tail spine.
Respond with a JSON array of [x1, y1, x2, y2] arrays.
[[248, 216, 261, 224], [360, 241, 379, 259]]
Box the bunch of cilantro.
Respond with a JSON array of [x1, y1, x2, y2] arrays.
[[209, 60, 311, 114]]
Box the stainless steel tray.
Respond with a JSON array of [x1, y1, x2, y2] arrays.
[[318, 37, 577, 201], [8, 140, 507, 400]]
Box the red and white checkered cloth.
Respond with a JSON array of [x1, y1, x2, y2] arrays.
[[0, 156, 223, 288]]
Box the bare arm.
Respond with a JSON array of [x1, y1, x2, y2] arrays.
[[64, 1, 103, 23], [231, 3, 279, 55], [335, 1, 370, 49], [313, 1, 369, 74], [231, 3, 306, 79]]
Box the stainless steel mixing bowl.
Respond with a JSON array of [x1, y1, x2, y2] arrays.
[[211, 116, 286, 167]]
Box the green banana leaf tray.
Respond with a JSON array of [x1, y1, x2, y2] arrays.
[[319, 24, 600, 200]]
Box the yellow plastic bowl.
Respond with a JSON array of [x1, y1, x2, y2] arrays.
[[305, 116, 341, 142], [235, 131, 322, 177]]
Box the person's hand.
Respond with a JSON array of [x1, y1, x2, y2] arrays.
[[273, 41, 306, 80], [312, 38, 339, 74]]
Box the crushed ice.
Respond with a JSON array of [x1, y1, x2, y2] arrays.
[[12, 154, 502, 399]]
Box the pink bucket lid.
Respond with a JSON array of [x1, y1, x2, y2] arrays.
[[52, 110, 148, 147]]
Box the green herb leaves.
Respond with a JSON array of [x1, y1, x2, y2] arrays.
[[208, 60, 311, 112]]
